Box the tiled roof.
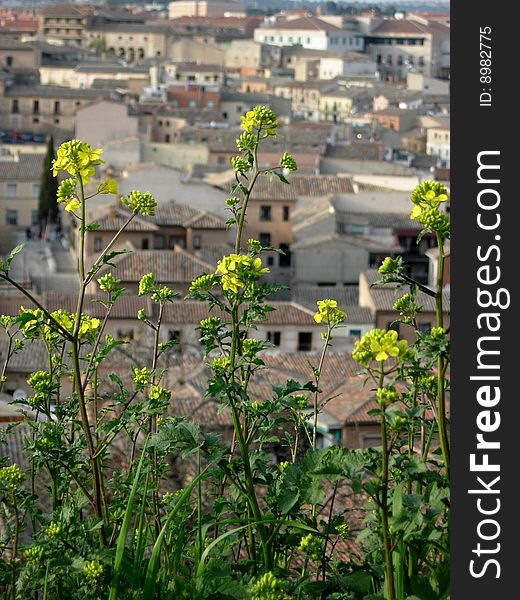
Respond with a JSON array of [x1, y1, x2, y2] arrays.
[[292, 285, 359, 310], [335, 210, 423, 231], [99, 248, 214, 283], [261, 16, 344, 33], [370, 18, 449, 36], [92, 207, 158, 232], [42, 292, 152, 319], [153, 202, 226, 229], [5, 85, 111, 99], [0, 340, 48, 372], [244, 174, 354, 201], [0, 39, 33, 50], [345, 396, 448, 425], [162, 300, 317, 326], [0, 154, 44, 181], [362, 270, 450, 313]]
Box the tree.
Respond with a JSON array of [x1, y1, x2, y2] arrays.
[[38, 135, 59, 227]]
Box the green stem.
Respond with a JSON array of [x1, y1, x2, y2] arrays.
[[228, 304, 272, 571], [71, 178, 107, 545], [435, 233, 450, 479], [379, 362, 395, 600]]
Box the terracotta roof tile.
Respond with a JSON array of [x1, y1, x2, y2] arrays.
[[98, 248, 213, 284]]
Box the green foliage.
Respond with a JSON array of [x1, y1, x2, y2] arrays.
[[0, 111, 449, 599], [38, 135, 59, 225]]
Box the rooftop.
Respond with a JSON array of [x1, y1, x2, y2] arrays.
[[0, 153, 44, 181], [98, 248, 213, 283], [260, 16, 345, 33]]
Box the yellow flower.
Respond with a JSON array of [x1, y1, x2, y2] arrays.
[[216, 253, 268, 294], [314, 298, 346, 326], [64, 198, 81, 213], [51, 139, 104, 184]]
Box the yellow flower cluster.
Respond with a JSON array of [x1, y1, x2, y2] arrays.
[[52, 140, 104, 185], [216, 254, 269, 294], [0, 463, 24, 492], [83, 560, 104, 585], [352, 328, 408, 365], [250, 572, 290, 600], [313, 299, 346, 326], [409, 181, 450, 237], [240, 106, 278, 137]]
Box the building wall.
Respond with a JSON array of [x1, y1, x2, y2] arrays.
[[0, 177, 39, 228], [0, 47, 39, 70], [375, 310, 450, 343], [84, 29, 168, 61], [40, 15, 85, 46], [169, 38, 224, 64], [344, 424, 381, 449], [75, 101, 139, 150], [223, 39, 261, 70], [168, 1, 245, 19], [426, 127, 450, 161], [142, 143, 209, 170], [294, 242, 369, 285], [0, 92, 94, 133]]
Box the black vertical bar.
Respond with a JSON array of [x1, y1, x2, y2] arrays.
[[452, 3, 516, 598]]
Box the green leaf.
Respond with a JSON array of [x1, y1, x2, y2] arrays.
[[277, 486, 300, 514], [392, 482, 404, 519], [98, 179, 118, 194], [86, 222, 100, 232], [6, 244, 25, 270], [275, 171, 290, 184]]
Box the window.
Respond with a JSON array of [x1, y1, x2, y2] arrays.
[[217, 155, 226, 166], [266, 256, 274, 266], [206, 100, 214, 108], [259, 205, 272, 221], [33, 117, 39, 124], [348, 328, 362, 340], [94, 237, 102, 252], [267, 331, 281, 346], [117, 329, 134, 341], [298, 332, 312, 352], [12, 99, 19, 113], [165, 134, 170, 143], [5, 183, 18, 197], [350, 223, 365, 236], [5, 209, 18, 225], [418, 322, 432, 333], [32, 183, 40, 197], [31, 210, 39, 226], [141, 239, 149, 249], [33, 100, 39, 114], [279, 243, 291, 267], [282, 205, 290, 221], [193, 235, 201, 249], [418, 56, 425, 66], [259, 233, 271, 247], [169, 330, 181, 341], [6, 56, 13, 67], [188, 100, 196, 108]]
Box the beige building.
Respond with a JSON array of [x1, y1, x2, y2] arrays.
[[39, 62, 148, 91], [0, 38, 40, 70], [0, 82, 110, 134], [84, 23, 173, 62], [75, 100, 140, 153], [38, 4, 93, 47], [0, 153, 44, 229], [168, 1, 245, 19], [426, 117, 450, 165], [365, 16, 450, 81], [319, 85, 372, 122]]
